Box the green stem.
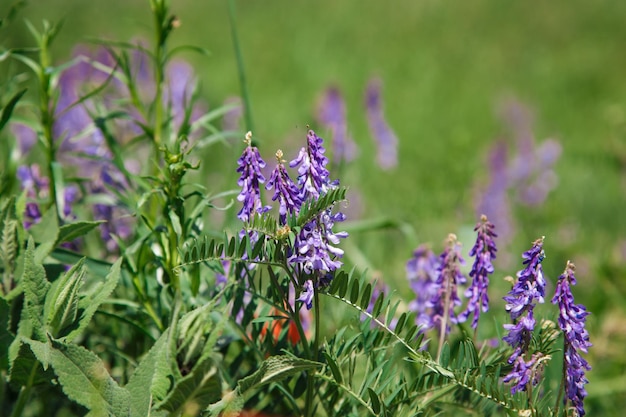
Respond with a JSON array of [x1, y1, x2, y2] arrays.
[[304, 289, 321, 417], [11, 361, 38, 417], [554, 339, 567, 417], [227, 0, 255, 138]]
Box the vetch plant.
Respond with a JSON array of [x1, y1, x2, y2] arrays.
[[0, 1, 595, 416]]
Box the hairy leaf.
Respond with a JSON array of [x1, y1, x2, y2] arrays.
[[25, 337, 131, 416], [63, 258, 122, 342], [23, 238, 49, 341], [126, 330, 172, 417]]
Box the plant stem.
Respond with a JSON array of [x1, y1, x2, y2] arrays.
[[554, 339, 567, 417], [437, 267, 453, 362], [11, 362, 38, 417], [304, 288, 321, 417], [227, 0, 255, 139]]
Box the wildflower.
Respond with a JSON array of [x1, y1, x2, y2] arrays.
[[236, 132, 270, 222], [503, 352, 547, 395], [316, 86, 357, 164], [430, 234, 466, 335], [459, 215, 497, 329], [266, 149, 302, 224], [406, 244, 439, 331], [502, 237, 546, 392], [364, 78, 398, 170], [289, 129, 333, 200], [552, 261, 591, 416], [288, 130, 347, 281]]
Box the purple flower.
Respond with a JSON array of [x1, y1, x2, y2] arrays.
[[266, 149, 302, 224], [430, 234, 466, 335], [502, 237, 546, 392], [298, 279, 314, 310], [289, 129, 333, 201], [503, 352, 546, 395], [504, 237, 546, 322], [364, 78, 398, 170], [289, 212, 347, 276], [459, 215, 497, 329], [406, 245, 439, 331], [17, 165, 79, 229], [552, 261, 591, 416], [236, 132, 271, 222], [316, 86, 358, 164]]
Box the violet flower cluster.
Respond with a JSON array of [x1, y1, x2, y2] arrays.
[[552, 261, 591, 416], [429, 234, 466, 335], [406, 245, 439, 331], [236, 132, 271, 223], [502, 237, 546, 393], [364, 78, 398, 170], [316, 86, 358, 165], [459, 215, 497, 329], [235, 129, 348, 309]]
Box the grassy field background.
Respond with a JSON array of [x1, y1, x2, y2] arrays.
[[3, 0, 626, 413]]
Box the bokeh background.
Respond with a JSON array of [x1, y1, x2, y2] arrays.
[[3, 0, 626, 413]]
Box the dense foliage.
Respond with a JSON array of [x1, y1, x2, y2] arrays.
[[0, 1, 598, 416]]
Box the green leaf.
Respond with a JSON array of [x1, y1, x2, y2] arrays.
[[56, 221, 104, 245], [23, 238, 49, 341], [323, 352, 343, 385], [28, 208, 59, 261], [439, 342, 451, 368], [126, 330, 172, 417], [50, 247, 113, 279], [238, 355, 320, 394], [63, 258, 122, 342], [0, 88, 27, 132], [25, 337, 131, 416], [43, 258, 85, 337], [367, 387, 381, 414], [0, 297, 13, 370], [156, 354, 221, 413]]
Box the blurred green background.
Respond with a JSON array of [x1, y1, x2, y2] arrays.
[[3, 0, 626, 413]]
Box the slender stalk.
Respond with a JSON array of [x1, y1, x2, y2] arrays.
[[227, 0, 255, 138], [437, 269, 452, 362], [304, 289, 321, 417], [10, 362, 38, 417], [554, 340, 567, 417]]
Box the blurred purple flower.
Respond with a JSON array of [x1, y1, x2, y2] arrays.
[[502, 237, 546, 393], [430, 234, 466, 335], [236, 132, 271, 222], [406, 244, 439, 331], [365, 78, 398, 170], [222, 96, 243, 133], [11, 123, 38, 157], [500, 98, 562, 207], [316, 86, 358, 164], [459, 215, 497, 329], [552, 261, 591, 416], [17, 164, 79, 231], [266, 149, 302, 224]]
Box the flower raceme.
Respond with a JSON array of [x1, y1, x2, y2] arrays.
[[459, 215, 497, 329], [236, 131, 271, 223], [502, 237, 546, 393], [552, 261, 591, 416]]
